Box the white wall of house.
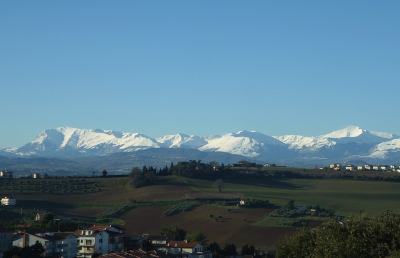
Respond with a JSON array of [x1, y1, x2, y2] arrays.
[[12, 234, 50, 256], [77, 231, 111, 257], [77, 235, 96, 258], [12, 236, 26, 248], [151, 239, 167, 245], [168, 244, 204, 255]]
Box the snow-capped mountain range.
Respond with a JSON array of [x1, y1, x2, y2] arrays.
[[1, 126, 400, 165]]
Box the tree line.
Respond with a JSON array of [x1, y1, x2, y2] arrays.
[[276, 211, 400, 258], [126, 160, 400, 188]]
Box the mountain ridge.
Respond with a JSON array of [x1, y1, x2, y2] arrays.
[[1, 126, 399, 165]]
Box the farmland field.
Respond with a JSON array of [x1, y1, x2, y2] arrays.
[[4, 175, 400, 249]]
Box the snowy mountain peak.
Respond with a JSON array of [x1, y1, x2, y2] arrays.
[[157, 133, 207, 149], [19, 127, 160, 157], [322, 126, 366, 139], [276, 135, 335, 150], [369, 139, 400, 159], [2, 126, 400, 164], [231, 130, 284, 146], [200, 130, 285, 158], [320, 126, 397, 146], [275, 126, 399, 153]]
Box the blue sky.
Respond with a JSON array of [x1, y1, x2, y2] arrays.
[[1, 1, 399, 147]]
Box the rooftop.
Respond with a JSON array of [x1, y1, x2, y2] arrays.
[[99, 249, 160, 258], [167, 240, 199, 249]]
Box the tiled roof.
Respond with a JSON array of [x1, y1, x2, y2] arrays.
[[74, 224, 123, 236], [167, 241, 199, 249], [91, 224, 110, 231], [99, 249, 160, 258], [74, 229, 97, 237]]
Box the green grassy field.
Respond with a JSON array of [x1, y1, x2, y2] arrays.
[[181, 176, 400, 215], [4, 175, 400, 249]]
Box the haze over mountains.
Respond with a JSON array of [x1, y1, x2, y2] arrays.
[[1, 126, 400, 168]]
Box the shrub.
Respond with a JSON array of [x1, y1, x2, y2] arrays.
[[276, 212, 400, 258]]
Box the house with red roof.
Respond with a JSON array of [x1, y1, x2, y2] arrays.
[[166, 240, 212, 258]]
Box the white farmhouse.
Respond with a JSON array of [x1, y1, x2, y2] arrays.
[[345, 165, 355, 172], [1, 197, 16, 206]]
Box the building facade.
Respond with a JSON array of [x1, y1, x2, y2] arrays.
[[76, 225, 124, 258], [12, 232, 77, 258]]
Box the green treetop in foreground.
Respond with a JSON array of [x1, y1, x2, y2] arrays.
[[277, 211, 400, 258]]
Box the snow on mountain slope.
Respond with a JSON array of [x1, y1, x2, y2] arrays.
[[322, 126, 365, 138], [321, 126, 395, 144], [2, 126, 400, 164], [0, 147, 17, 157], [0, 147, 17, 152], [369, 139, 400, 159], [276, 135, 335, 150], [18, 127, 160, 156], [276, 126, 383, 151], [157, 133, 207, 149], [200, 130, 286, 158]]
